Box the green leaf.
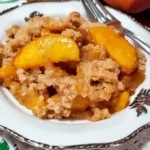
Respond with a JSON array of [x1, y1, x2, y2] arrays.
[[0, 139, 10, 150]]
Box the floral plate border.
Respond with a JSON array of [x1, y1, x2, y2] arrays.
[[0, 1, 150, 149]]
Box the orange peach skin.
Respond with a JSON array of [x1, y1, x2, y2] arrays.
[[111, 91, 129, 113], [104, 0, 150, 13]]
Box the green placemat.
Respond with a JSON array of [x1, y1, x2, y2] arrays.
[[0, 139, 10, 150], [0, 0, 18, 4]]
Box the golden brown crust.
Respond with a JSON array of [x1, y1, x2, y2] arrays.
[[136, 49, 146, 72], [0, 12, 146, 121], [81, 44, 107, 61]]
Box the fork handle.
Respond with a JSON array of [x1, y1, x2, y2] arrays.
[[123, 28, 150, 54]]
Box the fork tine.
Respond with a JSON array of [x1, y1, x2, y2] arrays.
[[82, 0, 106, 23], [82, 0, 97, 20], [88, 0, 106, 23], [93, 0, 116, 20]]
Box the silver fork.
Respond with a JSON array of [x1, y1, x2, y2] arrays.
[[82, 0, 150, 53]]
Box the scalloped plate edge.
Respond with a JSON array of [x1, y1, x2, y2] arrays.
[[0, 123, 150, 149]]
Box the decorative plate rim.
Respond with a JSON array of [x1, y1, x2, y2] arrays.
[[0, 1, 150, 149], [0, 123, 150, 149]]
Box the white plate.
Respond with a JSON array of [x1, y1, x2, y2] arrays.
[[0, 1, 150, 149]]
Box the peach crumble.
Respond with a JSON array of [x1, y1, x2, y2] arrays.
[[0, 12, 146, 121]]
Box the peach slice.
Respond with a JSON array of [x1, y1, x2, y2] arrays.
[[22, 90, 46, 110], [41, 17, 66, 32], [89, 26, 137, 74], [11, 82, 47, 118], [13, 34, 80, 69], [72, 96, 89, 110], [11, 83, 46, 110], [46, 24, 65, 32], [0, 65, 17, 79], [121, 71, 146, 91], [111, 91, 129, 113]]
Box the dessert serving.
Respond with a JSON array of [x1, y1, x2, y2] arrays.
[[0, 12, 146, 121]]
